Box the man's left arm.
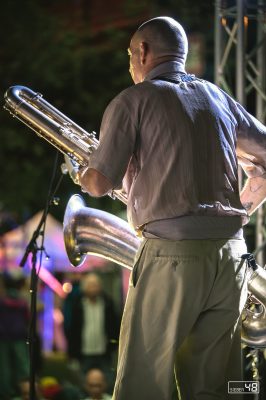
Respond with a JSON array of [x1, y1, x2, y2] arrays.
[[232, 100, 266, 216], [240, 174, 266, 216]]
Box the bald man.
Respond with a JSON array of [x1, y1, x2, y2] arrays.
[[79, 17, 266, 400]]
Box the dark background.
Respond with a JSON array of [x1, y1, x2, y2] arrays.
[[0, 0, 215, 228]]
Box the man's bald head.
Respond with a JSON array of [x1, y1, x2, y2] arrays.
[[132, 17, 188, 64], [128, 17, 188, 83]]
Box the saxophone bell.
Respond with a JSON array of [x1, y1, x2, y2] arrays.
[[63, 194, 140, 269], [63, 195, 266, 347], [242, 258, 266, 348]]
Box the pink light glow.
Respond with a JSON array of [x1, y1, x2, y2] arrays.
[[37, 265, 66, 298]]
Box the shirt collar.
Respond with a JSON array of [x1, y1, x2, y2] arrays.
[[144, 61, 186, 81]]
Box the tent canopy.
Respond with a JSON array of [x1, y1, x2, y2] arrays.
[[0, 211, 106, 272]]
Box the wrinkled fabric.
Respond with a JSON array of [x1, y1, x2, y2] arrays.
[[112, 238, 247, 400], [89, 61, 266, 231]]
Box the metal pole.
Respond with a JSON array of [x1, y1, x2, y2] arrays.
[[255, 0, 266, 268], [214, 0, 222, 85], [236, 0, 246, 105], [236, 0, 246, 190], [256, 0, 266, 123]]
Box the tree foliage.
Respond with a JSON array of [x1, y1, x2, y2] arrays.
[[0, 0, 214, 226], [0, 0, 132, 224]]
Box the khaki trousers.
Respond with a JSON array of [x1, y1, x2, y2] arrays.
[[112, 238, 248, 400]]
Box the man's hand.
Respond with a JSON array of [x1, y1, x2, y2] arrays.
[[79, 167, 114, 197], [240, 174, 266, 215]]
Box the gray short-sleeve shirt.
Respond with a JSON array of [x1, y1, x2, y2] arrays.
[[89, 61, 266, 231]]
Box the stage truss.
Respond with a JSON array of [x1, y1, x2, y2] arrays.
[[215, 0, 266, 267]]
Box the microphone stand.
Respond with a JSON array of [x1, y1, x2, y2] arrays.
[[20, 210, 49, 400], [19, 152, 63, 400]]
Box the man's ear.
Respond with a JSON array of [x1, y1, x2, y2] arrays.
[[139, 41, 149, 65]]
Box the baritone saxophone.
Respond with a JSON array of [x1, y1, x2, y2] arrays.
[[63, 194, 266, 348], [4, 85, 127, 204], [4, 85, 266, 348]]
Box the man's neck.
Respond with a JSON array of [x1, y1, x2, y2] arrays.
[[143, 56, 185, 81]]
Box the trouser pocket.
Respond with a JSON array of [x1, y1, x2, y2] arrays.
[[131, 239, 147, 287]]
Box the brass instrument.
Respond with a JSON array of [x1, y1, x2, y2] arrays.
[[242, 260, 266, 348], [63, 194, 266, 348], [4, 85, 266, 348], [4, 85, 127, 204], [64, 194, 139, 269]]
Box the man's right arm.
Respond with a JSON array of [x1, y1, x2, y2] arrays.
[[79, 167, 114, 197], [84, 91, 137, 199]]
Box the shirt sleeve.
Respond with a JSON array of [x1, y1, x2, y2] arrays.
[[88, 90, 137, 188], [231, 99, 266, 178]]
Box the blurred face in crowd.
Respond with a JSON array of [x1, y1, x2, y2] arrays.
[[83, 273, 102, 300], [85, 369, 107, 399]]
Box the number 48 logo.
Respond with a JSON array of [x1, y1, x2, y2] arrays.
[[244, 382, 259, 393]]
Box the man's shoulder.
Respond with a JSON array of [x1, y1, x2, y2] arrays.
[[203, 79, 236, 103], [118, 78, 227, 100], [102, 292, 115, 307], [105, 81, 155, 114], [116, 80, 160, 100]]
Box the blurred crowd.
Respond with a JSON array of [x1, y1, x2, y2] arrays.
[[0, 270, 121, 400]]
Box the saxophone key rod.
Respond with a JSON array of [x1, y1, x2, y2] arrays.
[[4, 85, 128, 205]]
